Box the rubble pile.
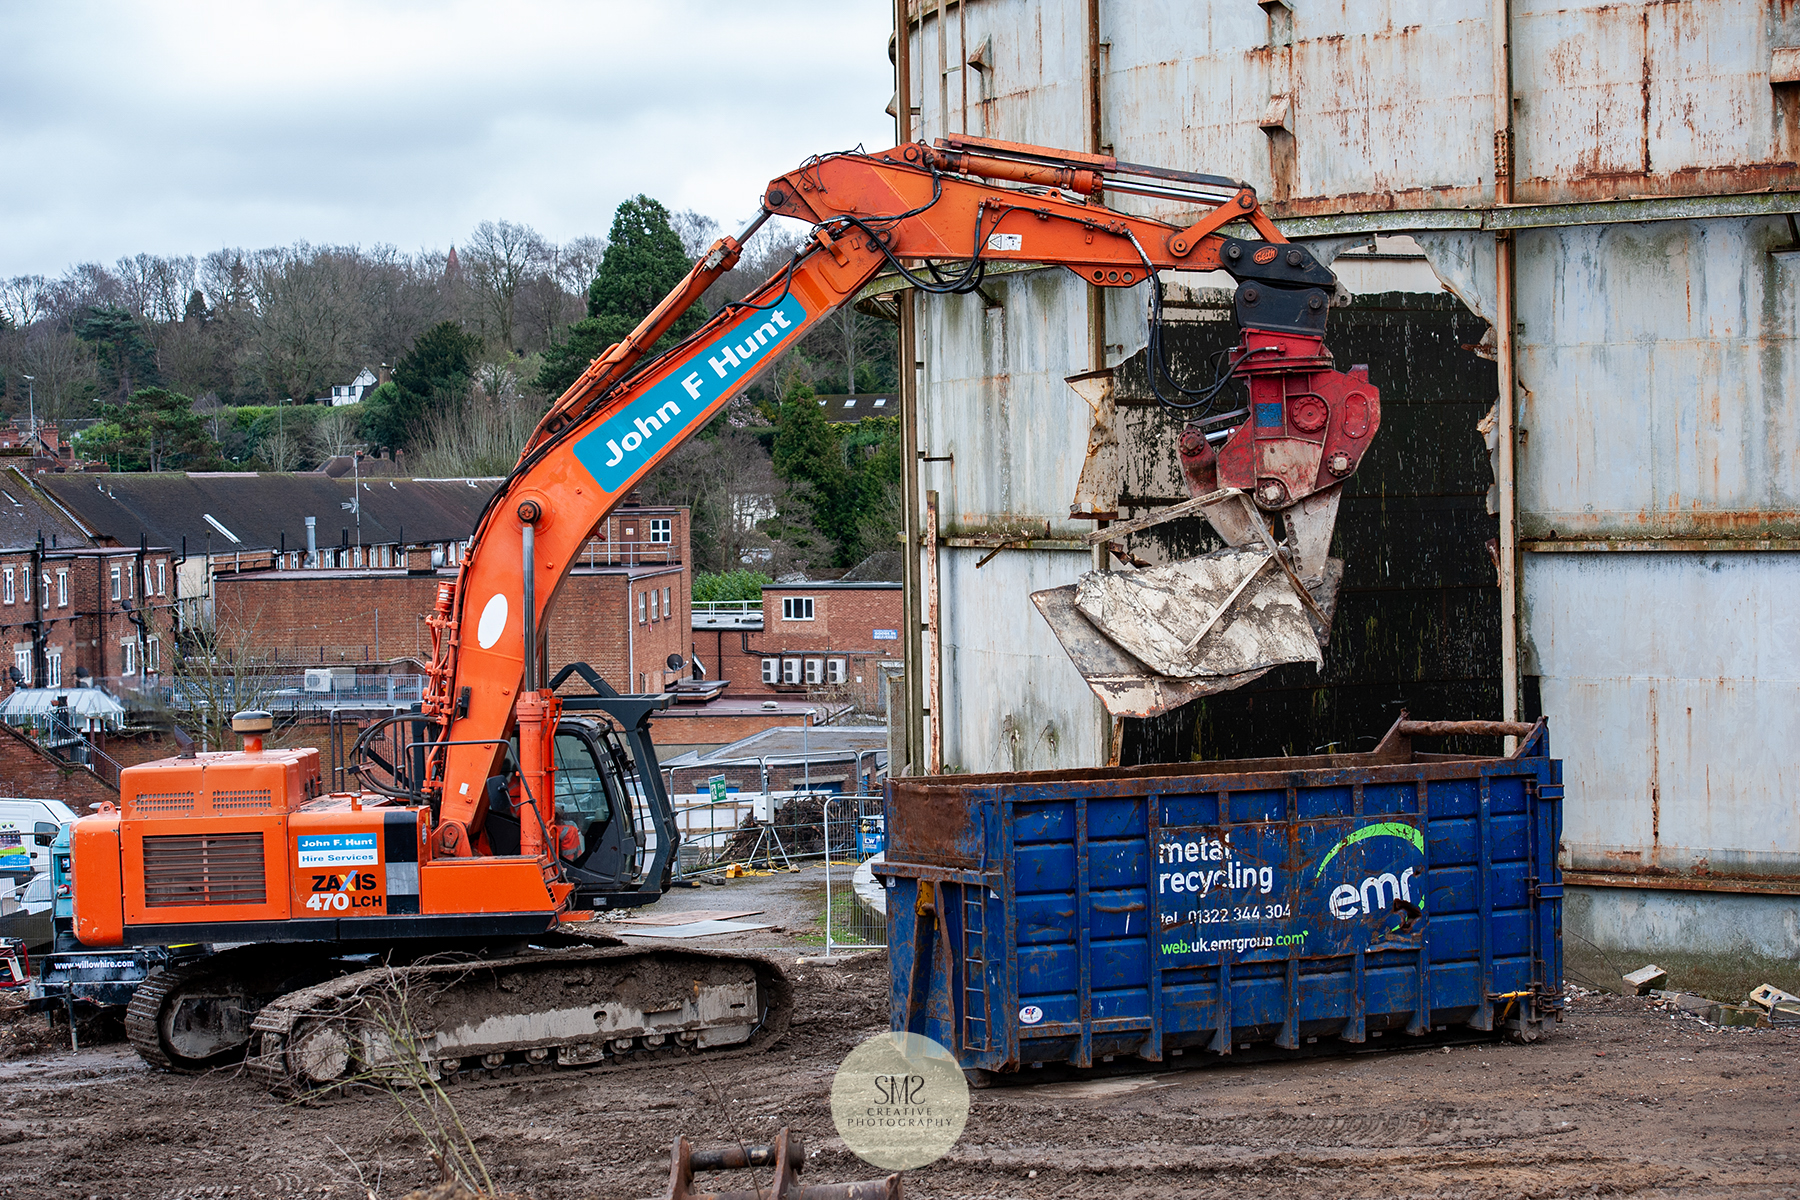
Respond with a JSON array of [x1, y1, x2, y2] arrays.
[[715, 796, 830, 862]]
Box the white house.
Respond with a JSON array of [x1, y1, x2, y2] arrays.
[[324, 367, 378, 407]]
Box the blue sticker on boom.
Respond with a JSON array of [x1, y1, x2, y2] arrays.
[[574, 294, 809, 492]]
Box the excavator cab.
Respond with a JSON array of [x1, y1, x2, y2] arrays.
[[479, 715, 670, 912]]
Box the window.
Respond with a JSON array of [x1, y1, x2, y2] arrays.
[[156, 560, 166, 595], [146, 637, 160, 673], [120, 640, 136, 676], [11, 646, 29, 686], [638, 592, 647, 624], [3, 568, 12, 605], [804, 658, 823, 684], [45, 649, 61, 688], [782, 596, 815, 621], [647, 590, 657, 623], [781, 658, 801, 684], [662, 586, 671, 619], [353, 547, 363, 568], [19, 569, 27, 604], [761, 658, 780, 684], [648, 518, 671, 544], [39, 574, 47, 605], [827, 658, 847, 683], [110, 564, 121, 600], [55, 570, 67, 607], [126, 561, 133, 599], [144, 563, 153, 595]]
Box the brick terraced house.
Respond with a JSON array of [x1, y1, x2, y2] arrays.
[[0, 469, 177, 697]]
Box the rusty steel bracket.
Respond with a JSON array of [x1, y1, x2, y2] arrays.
[[664, 1128, 901, 1200]]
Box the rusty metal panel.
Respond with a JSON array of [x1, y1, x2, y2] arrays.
[[1512, 0, 1800, 203], [936, 547, 1104, 773], [1522, 550, 1800, 885], [1515, 216, 1800, 542], [914, 1, 1799, 223]]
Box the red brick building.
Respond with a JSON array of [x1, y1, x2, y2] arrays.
[[698, 578, 903, 712], [214, 504, 693, 694], [0, 470, 177, 696]]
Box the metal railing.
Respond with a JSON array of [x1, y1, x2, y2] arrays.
[[692, 600, 762, 618], [823, 794, 887, 954], [112, 674, 426, 713], [577, 538, 679, 568]]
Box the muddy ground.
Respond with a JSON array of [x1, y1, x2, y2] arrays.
[[3, 865, 1797, 1199]]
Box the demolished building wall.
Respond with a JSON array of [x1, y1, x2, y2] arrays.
[[890, 0, 1800, 961]]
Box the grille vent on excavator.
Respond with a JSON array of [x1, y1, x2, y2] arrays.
[[132, 791, 196, 817], [210, 788, 273, 813], [142, 833, 267, 907]]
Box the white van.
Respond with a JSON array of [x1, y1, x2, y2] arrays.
[[0, 798, 79, 876]]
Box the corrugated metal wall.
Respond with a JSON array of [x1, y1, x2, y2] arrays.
[[894, 0, 1800, 958]]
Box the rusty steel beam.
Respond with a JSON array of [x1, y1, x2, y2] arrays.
[[1564, 870, 1800, 898], [1280, 190, 1800, 240], [1397, 720, 1534, 738]]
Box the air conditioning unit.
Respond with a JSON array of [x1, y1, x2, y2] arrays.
[[303, 669, 334, 693]]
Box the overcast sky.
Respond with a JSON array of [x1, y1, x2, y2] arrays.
[[0, 1, 898, 279]]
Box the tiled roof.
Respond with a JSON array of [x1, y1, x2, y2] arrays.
[[32, 472, 502, 553], [0, 470, 95, 552]]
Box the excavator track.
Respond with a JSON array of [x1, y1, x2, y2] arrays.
[[126, 944, 345, 1074], [245, 944, 792, 1097]]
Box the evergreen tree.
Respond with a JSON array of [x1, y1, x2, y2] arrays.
[[77, 388, 222, 471], [75, 305, 160, 399], [535, 195, 702, 396], [768, 379, 902, 567], [361, 321, 483, 450]]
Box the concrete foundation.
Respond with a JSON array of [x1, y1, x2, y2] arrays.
[[1567, 884, 1800, 961]]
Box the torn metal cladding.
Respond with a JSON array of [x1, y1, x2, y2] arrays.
[[880, 717, 1564, 1073]]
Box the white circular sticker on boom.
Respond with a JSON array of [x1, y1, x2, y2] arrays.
[[830, 1031, 970, 1171], [475, 593, 508, 649], [1019, 1005, 1044, 1025]]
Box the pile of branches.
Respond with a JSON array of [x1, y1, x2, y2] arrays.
[[715, 795, 830, 862]]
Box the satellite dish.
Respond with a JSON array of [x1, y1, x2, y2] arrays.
[[665, 653, 684, 671]]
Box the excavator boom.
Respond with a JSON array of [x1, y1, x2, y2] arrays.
[[425, 138, 1376, 859]]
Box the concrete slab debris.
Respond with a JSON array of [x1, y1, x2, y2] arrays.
[[617, 919, 773, 940], [1622, 964, 1669, 994], [1071, 548, 1322, 679], [615, 909, 763, 927]]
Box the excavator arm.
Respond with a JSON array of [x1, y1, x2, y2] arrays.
[[418, 136, 1379, 863]]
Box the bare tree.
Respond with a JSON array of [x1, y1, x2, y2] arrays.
[[464, 220, 549, 354], [0, 276, 52, 328], [671, 209, 721, 259], [245, 244, 370, 402], [310, 407, 362, 460], [170, 609, 279, 752], [557, 235, 607, 295], [14, 323, 99, 419]]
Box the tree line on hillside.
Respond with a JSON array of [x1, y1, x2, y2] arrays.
[[0, 199, 904, 573]]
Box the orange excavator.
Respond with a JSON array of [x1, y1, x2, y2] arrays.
[[67, 135, 1380, 1089]]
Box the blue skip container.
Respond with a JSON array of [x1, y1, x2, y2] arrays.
[[877, 717, 1563, 1074]]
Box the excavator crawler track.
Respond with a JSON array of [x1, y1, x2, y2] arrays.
[[246, 944, 791, 1097], [126, 944, 343, 1074]]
